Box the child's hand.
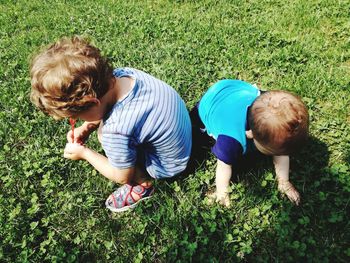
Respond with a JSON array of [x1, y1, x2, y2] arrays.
[[67, 125, 90, 144], [67, 122, 98, 144], [207, 191, 231, 207], [63, 143, 87, 160], [277, 180, 300, 205]]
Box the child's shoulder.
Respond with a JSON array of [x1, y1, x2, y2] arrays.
[[210, 79, 256, 90], [113, 67, 137, 78], [113, 68, 158, 83], [203, 79, 259, 100]]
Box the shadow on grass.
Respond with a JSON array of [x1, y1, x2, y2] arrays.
[[243, 137, 350, 261], [184, 114, 332, 203], [344, 147, 350, 167], [108, 132, 349, 262], [181, 120, 349, 261], [129, 105, 348, 261], [233, 136, 331, 201], [160, 135, 335, 261]]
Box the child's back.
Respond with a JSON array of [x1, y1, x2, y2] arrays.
[[101, 67, 192, 178]]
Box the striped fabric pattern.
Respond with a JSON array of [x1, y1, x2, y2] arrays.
[[101, 68, 192, 179]]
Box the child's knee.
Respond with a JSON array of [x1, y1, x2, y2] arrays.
[[116, 177, 131, 185], [111, 172, 134, 185]]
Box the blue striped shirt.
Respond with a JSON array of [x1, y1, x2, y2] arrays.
[[101, 68, 192, 179]]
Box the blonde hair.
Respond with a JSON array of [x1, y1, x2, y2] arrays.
[[30, 36, 113, 119], [248, 90, 309, 154]]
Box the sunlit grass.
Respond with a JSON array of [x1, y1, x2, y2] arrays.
[[0, 0, 349, 262]]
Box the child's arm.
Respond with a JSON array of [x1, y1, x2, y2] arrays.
[[273, 155, 300, 205], [67, 120, 101, 144], [63, 143, 133, 184], [208, 159, 232, 207]]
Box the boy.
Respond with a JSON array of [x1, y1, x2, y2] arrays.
[[192, 80, 308, 206], [30, 36, 192, 212]]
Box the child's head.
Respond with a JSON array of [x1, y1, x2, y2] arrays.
[[248, 90, 309, 155], [30, 36, 113, 119]]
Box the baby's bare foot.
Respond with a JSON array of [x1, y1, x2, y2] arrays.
[[207, 191, 231, 207], [277, 180, 300, 205]]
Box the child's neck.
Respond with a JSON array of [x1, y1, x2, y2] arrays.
[[99, 76, 135, 118], [111, 76, 135, 103]]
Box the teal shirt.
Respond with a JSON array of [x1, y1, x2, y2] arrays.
[[198, 80, 260, 154]]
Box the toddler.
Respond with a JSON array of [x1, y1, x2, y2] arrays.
[[192, 80, 308, 206], [30, 36, 192, 212]]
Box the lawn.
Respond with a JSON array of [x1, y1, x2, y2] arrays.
[[0, 0, 349, 262]]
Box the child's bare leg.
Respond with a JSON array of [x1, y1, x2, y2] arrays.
[[98, 121, 152, 201], [97, 120, 151, 186], [133, 165, 151, 184]]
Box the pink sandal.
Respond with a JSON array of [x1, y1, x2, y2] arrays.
[[105, 184, 154, 212]]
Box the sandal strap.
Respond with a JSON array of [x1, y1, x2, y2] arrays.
[[132, 185, 145, 195], [107, 183, 154, 210]]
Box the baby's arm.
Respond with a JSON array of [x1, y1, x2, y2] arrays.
[[208, 159, 232, 206], [67, 120, 101, 144], [63, 143, 133, 184], [273, 155, 300, 205]]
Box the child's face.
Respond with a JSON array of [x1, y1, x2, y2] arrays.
[[74, 100, 104, 122], [252, 139, 276, 156], [246, 129, 284, 156], [253, 138, 290, 156]]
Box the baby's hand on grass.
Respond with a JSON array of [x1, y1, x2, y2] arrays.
[[206, 191, 231, 207], [277, 180, 300, 205], [63, 143, 87, 160]]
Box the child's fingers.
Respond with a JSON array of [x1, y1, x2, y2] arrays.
[[294, 196, 300, 206], [220, 195, 231, 207], [63, 149, 79, 160], [206, 191, 231, 207], [63, 151, 71, 159], [279, 181, 300, 205], [287, 190, 300, 206], [64, 143, 81, 158], [63, 147, 75, 159], [67, 130, 74, 143], [65, 142, 84, 152], [206, 192, 217, 205]]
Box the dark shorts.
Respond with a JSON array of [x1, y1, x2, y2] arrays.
[[189, 104, 215, 152]]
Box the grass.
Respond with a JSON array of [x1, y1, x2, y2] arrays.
[[0, 0, 349, 262]]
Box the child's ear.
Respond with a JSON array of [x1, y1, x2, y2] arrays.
[[246, 130, 254, 139], [87, 97, 100, 105]]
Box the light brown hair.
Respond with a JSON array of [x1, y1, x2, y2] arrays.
[[30, 36, 113, 119], [248, 90, 309, 154]]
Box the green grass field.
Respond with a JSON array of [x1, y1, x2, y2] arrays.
[[0, 0, 349, 262]]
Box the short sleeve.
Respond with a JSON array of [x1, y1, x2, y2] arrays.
[[101, 133, 137, 169], [212, 135, 242, 166]]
